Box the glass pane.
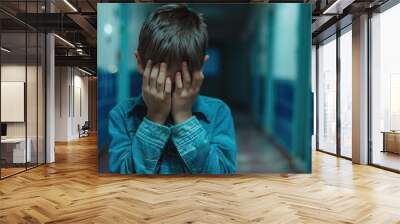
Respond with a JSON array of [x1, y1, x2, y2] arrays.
[[371, 4, 400, 171], [318, 37, 337, 154], [340, 29, 352, 158], [26, 0, 39, 169], [27, 31, 38, 169], [1, 30, 27, 177], [1, 1, 46, 178], [312, 46, 317, 150], [38, 32, 45, 165]]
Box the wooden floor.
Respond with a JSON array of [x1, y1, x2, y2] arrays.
[[1, 136, 400, 223], [1, 167, 26, 178]]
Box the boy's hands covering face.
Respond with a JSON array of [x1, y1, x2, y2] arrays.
[[142, 60, 204, 124], [142, 60, 172, 124], [172, 61, 204, 124]]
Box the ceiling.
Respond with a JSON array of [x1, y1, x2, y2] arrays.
[[0, 0, 394, 74]]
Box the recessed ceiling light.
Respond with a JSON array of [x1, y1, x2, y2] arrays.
[[1, 47, 11, 53], [322, 0, 353, 15], [63, 0, 78, 12], [78, 67, 93, 76], [54, 34, 75, 48]]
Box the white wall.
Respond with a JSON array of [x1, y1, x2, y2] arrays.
[[54, 67, 89, 141], [1, 65, 41, 137], [55, 67, 69, 141], [1, 65, 27, 140], [1, 63, 46, 164], [71, 72, 89, 139]]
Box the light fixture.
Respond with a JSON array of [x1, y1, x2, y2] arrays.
[[322, 0, 354, 15], [76, 48, 85, 55], [54, 34, 75, 48], [1, 47, 11, 53], [63, 0, 78, 12], [322, 0, 340, 14], [78, 67, 93, 76]]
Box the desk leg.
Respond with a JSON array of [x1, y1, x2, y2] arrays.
[[382, 133, 386, 153]]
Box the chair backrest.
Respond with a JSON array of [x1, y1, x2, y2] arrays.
[[82, 121, 90, 129]]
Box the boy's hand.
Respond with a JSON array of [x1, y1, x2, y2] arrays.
[[142, 60, 172, 124], [172, 61, 204, 124]]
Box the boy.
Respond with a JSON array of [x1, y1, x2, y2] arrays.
[[108, 4, 237, 174]]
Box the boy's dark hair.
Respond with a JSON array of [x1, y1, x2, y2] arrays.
[[138, 4, 208, 72]]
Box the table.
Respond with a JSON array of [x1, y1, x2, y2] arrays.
[[1, 138, 31, 163], [381, 131, 400, 154]]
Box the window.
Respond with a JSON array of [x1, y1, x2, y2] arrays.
[[317, 36, 337, 154], [339, 28, 352, 158], [370, 3, 400, 171]]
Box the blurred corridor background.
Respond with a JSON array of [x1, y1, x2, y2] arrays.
[[97, 4, 312, 173]]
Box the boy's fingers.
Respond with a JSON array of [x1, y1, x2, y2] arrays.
[[191, 70, 204, 91], [142, 60, 152, 88], [165, 77, 172, 95], [157, 62, 167, 92], [175, 72, 183, 91], [181, 61, 191, 89], [149, 64, 159, 90]]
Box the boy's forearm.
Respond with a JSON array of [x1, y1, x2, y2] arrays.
[[133, 117, 170, 173], [170, 113, 237, 174], [170, 116, 212, 173]]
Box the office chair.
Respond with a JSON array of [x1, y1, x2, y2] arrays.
[[79, 121, 90, 138]]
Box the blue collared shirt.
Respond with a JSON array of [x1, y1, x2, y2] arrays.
[[108, 95, 237, 174]]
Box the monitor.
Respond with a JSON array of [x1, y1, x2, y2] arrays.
[[1, 123, 7, 137]]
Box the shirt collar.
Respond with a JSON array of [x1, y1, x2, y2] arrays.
[[130, 95, 210, 123]]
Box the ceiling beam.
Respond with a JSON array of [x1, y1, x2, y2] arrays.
[[55, 55, 96, 69]]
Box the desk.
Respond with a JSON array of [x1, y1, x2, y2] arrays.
[[1, 138, 31, 163], [382, 131, 400, 154]]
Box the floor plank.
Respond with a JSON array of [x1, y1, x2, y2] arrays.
[[1, 135, 400, 224]]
